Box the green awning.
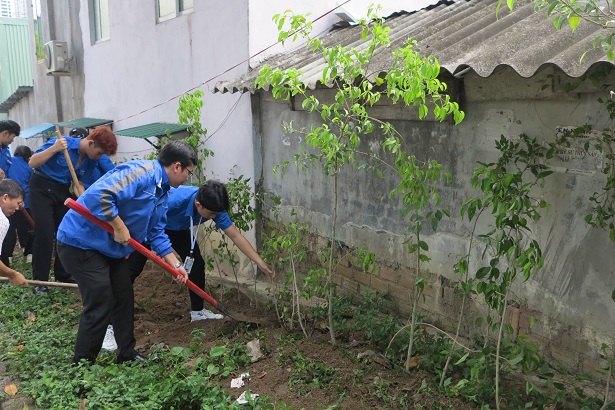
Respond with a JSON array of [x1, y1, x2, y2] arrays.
[[55, 117, 113, 129], [114, 123, 188, 138]]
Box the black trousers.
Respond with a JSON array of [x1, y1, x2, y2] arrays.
[[0, 209, 34, 266], [29, 173, 72, 281], [57, 242, 137, 363], [127, 229, 207, 311]]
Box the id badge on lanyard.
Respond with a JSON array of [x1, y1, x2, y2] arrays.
[[185, 215, 202, 275], [183, 256, 195, 274]]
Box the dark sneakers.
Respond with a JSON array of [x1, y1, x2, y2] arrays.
[[33, 286, 49, 295], [116, 353, 148, 364]]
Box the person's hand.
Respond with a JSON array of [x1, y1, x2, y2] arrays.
[[258, 261, 275, 280], [113, 225, 131, 245], [53, 137, 68, 153], [9, 271, 28, 286], [173, 266, 188, 284], [0, 169, 5, 179]]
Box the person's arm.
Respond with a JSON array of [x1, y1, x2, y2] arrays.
[[0, 262, 28, 286], [109, 215, 131, 244], [223, 225, 274, 279], [28, 138, 67, 168]]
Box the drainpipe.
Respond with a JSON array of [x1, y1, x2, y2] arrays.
[[45, 0, 63, 122]]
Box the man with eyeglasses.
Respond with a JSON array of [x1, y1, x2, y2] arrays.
[[56, 140, 197, 365]]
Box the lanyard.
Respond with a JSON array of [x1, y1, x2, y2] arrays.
[[188, 215, 203, 257]]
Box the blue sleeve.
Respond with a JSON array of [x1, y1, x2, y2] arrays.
[[98, 155, 115, 174], [148, 205, 173, 257], [213, 211, 233, 230], [35, 137, 57, 153]]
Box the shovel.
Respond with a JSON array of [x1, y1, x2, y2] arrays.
[[64, 198, 234, 318]]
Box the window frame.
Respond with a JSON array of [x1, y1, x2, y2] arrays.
[[156, 0, 193, 23], [89, 0, 110, 45]]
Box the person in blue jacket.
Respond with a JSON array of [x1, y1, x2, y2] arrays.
[[80, 154, 115, 190], [68, 127, 115, 189], [127, 180, 274, 321], [1, 146, 34, 266], [28, 127, 118, 293], [0, 120, 20, 179], [56, 140, 197, 365]]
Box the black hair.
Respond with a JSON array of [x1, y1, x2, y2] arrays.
[[196, 180, 229, 213], [0, 120, 20, 137], [0, 179, 24, 199], [157, 140, 197, 168], [13, 145, 32, 162]]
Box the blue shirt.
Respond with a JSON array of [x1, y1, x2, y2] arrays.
[[7, 156, 32, 208], [165, 185, 233, 231], [81, 154, 114, 189], [57, 160, 173, 259], [34, 136, 101, 184], [0, 146, 12, 175]]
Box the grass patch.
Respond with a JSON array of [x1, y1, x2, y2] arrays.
[[0, 257, 288, 409]]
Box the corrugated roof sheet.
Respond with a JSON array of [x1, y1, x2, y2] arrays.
[[114, 123, 188, 139], [215, 0, 614, 94], [55, 118, 113, 128], [0, 17, 34, 111], [20, 123, 55, 139]]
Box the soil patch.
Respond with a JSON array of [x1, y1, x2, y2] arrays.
[[132, 264, 475, 409]]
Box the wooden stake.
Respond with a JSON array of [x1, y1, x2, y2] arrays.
[[0, 277, 78, 288]]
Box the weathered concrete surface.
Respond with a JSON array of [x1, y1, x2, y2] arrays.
[[250, 65, 615, 374]]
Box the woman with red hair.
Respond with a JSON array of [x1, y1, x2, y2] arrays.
[[28, 127, 118, 294]]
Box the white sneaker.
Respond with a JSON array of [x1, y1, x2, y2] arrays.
[[190, 309, 224, 322], [102, 325, 118, 351], [26, 254, 32, 263]]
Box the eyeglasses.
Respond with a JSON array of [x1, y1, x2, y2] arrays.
[[186, 168, 194, 179]]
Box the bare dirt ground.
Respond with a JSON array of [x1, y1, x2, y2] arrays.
[[132, 264, 476, 409]]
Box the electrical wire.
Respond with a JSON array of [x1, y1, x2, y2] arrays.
[[113, 1, 351, 126]]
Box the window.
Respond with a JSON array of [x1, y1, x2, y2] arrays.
[[157, 0, 192, 22], [90, 0, 109, 44]]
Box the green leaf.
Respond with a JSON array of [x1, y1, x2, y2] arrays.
[[454, 352, 470, 365], [568, 15, 581, 31]]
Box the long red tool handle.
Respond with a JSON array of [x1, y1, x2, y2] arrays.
[[64, 198, 231, 317]]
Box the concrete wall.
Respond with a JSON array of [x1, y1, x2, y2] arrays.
[[254, 64, 615, 374]]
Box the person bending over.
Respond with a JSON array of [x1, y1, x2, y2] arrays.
[[0, 179, 28, 286], [57, 141, 196, 365], [130, 180, 274, 320]]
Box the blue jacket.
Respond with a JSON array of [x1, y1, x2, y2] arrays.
[[0, 146, 12, 175], [34, 136, 101, 184], [57, 160, 173, 259], [165, 185, 233, 231], [81, 154, 114, 189], [7, 156, 32, 208]]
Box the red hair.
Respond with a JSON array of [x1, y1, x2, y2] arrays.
[[88, 127, 118, 156]]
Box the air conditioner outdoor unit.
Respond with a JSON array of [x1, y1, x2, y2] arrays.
[[44, 41, 70, 76]]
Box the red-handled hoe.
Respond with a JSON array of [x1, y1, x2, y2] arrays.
[[64, 198, 234, 319]]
